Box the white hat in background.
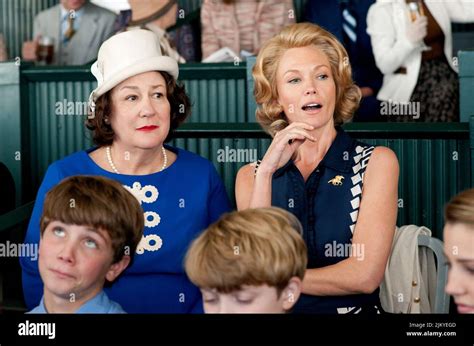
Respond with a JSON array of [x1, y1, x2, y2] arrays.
[[88, 29, 179, 113]]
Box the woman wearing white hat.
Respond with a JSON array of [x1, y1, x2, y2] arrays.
[[21, 29, 231, 313]]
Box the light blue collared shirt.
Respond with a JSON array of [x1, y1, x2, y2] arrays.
[[28, 291, 126, 314], [60, 4, 84, 43]]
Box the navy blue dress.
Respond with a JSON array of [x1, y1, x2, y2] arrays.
[[271, 128, 381, 313]]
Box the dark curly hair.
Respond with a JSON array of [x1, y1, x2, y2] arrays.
[[86, 71, 191, 146]]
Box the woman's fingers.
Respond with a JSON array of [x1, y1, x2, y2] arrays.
[[275, 122, 315, 141], [286, 122, 315, 131], [260, 122, 317, 174], [282, 129, 316, 145], [288, 135, 305, 145]]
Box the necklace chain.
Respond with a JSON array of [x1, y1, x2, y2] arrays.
[[106, 146, 167, 174]]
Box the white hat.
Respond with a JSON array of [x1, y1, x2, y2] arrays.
[[88, 29, 179, 112]]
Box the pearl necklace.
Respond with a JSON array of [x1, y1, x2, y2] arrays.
[[106, 146, 167, 174]]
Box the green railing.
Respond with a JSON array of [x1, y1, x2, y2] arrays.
[[0, 61, 473, 238]]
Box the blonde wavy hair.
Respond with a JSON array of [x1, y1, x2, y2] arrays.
[[184, 207, 307, 295], [253, 22, 361, 136], [445, 188, 474, 225]]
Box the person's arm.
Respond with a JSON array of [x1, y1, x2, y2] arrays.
[[445, 0, 474, 22], [22, 14, 42, 61], [20, 163, 62, 309], [301, 147, 399, 295], [200, 0, 220, 60], [366, 3, 422, 75], [235, 162, 272, 210]]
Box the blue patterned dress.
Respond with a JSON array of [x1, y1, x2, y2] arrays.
[[21, 145, 231, 313]]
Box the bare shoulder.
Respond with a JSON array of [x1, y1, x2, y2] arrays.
[[236, 163, 255, 184], [235, 163, 256, 210], [362, 146, 399, 189], [368, 146, 399, 173]]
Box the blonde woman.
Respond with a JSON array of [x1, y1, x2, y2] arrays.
[[236, 23, 399, 313], [444, 189, 474, 314]]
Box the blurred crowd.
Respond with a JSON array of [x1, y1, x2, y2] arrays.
[[1, 0, 473, 122]]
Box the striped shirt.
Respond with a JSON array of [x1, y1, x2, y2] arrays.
[[201, 0, 295, 59]]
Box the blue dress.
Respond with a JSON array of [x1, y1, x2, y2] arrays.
[[21, 145, 232, 313], [271, 128, 381, 313]]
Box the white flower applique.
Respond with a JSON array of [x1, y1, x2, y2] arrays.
[[136, 234, 163, 255], [123, 182, 163, 254], [124, 182, 159, 205]]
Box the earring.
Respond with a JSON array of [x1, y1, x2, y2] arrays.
[[104, 117, 110, 124]]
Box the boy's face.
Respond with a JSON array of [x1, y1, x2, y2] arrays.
[[39, 220, 128, 303], [201, 281, 301, 313]]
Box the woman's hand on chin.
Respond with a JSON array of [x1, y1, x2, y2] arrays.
[[258, 122, 316, 175]]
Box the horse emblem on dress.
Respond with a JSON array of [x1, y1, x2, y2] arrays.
[[328, 175, 344, 186]]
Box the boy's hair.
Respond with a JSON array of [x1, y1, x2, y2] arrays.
[[40, 175, 144, 264], [185, 207, 307, 296]]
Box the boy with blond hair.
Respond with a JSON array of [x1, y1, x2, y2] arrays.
[[29, 175, 144, 313], [185, 207, 307, 313]]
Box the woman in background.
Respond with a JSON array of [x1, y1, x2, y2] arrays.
[[200, 0, 294, 60], [367, 0, 474, 122], [444, 188, 474, 314]]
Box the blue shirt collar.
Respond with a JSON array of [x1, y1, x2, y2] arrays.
[[60, 4, 85, 22], [28, 291, 125, 314]]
